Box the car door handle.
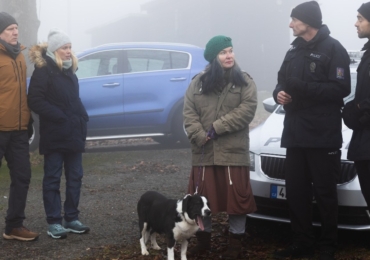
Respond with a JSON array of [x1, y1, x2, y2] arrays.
[[103, 83, 120, 88], [170, 77, 186, 82]]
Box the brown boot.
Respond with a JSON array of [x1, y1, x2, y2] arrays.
[[220, 233, 244, 259], [188, 231, 211, 256]]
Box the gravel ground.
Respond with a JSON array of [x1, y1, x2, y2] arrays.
[[0, 141, 192, 259], [0, 132, 370, 258]]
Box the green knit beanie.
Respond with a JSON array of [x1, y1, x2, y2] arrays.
[[204, 35, 233, 62]]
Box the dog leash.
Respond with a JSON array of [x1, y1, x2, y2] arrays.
[[194, 143, 205, 195]]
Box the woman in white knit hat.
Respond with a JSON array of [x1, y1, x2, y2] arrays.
[[28, 29, 90, 239]]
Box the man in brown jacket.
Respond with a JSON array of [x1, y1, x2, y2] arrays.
[[0, 12, 39, 241]]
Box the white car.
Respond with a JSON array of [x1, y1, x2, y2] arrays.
[[248, 68, 370, 230]]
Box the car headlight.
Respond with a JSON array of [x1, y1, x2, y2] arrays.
[[249, 151, 255, 172]]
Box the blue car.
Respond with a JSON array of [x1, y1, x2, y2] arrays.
[[29, 42, 208, 151]]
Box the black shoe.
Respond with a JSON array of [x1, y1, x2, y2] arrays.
[[320, 250, 335, 260], [273, 244, 314, 259]]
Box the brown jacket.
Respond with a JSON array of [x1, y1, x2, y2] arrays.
[[183, 72, 257, 166], [0, 43, 30, 131]]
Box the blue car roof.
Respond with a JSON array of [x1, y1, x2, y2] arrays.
[[77, 42, 204, 57]]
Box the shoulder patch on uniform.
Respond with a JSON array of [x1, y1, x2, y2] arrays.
[[336, 67, 344, 80]]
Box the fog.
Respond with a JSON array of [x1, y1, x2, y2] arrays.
[[35, 0, 369, 91], [36, 0, 369, 50]]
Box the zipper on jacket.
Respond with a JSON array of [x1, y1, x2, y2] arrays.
[[13, 59, 23, 130], [19, 61, 24, 82], [11, 61, 17, 81]]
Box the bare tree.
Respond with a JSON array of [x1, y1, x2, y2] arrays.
[[0, 0, 40, 76]]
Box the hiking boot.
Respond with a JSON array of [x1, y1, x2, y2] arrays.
[[3, 226, 39, 241], [187, 231, 211, 256], [220, 232, 244, 259], [273, 244, 314, 259], [64, 220, 90, 234], [47, 224, 68, 239]]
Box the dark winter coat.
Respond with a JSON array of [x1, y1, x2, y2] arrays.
[[348, 41, 370, 161], [27, 44, 88, 155], [273, 25, 351, 149]]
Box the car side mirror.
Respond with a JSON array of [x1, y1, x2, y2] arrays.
[[263, 97, 279, 113]]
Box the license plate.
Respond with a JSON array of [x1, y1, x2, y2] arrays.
[[270, 184, 287, 200]]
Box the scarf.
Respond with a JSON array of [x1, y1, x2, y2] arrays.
[[0, 38, 21, 59], [46, 49, 72, 70]]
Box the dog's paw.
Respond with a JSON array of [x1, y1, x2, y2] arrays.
[[141, 249, 149, 255], [151, 244, 161, 250]]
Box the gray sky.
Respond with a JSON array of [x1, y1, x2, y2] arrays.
[[36, 0, 153, 52], [36, 0, 369, 53], [320, 0, 368, 51]]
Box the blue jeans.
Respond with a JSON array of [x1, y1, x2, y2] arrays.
[[43, 152, 83, 224]]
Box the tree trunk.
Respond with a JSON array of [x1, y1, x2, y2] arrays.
[[0, 0, 40, 76]]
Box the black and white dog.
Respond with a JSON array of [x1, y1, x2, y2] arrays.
[[137, 191, 211, 260]]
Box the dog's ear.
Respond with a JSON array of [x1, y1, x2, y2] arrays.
[[182, 195, 191, 213]]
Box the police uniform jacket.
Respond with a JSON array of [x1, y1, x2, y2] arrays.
[[348, 41, 370, 161], [273, 25, 351, 149]]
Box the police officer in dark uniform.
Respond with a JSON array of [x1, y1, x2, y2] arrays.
[[346, 2, 370, 221], [272, 1, 351, 260]]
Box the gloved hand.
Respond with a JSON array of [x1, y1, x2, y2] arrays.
[[286, 77, 307, 95], [27, 116, 34, 139], [206, 124, 218, 140]]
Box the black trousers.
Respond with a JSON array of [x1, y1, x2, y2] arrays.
[[0, 131, 31, 232], [285, 147, 340, 251], [354, 160, 370, 208]]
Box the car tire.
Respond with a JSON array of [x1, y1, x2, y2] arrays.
[[152, 108, 189, 146], [29, 115, 39, 152], [172, 109, 189, 145]]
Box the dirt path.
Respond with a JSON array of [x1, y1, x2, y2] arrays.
[[1, 143, 192, 259], [1, 142, 370, 259]]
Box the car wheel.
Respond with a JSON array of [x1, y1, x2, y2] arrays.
[[172, 109, 189, 145], [29, 116, 39, 152], [152, 109, 189, 146]]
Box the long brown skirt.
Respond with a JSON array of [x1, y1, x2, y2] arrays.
[[188, 166, 257, 215]]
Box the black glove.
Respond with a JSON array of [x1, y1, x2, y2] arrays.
[[359, 111, 370, 126], [27, 116, 34, 139], [342, 100, 362, 130], [206, 125, 218, 140]]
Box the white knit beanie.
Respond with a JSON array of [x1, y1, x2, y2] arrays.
[[47, 28, 71, 53]]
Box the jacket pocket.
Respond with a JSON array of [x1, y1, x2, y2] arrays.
[[47, 118, 72, 142], [224, 87, 241, 108], [304, 52, 329, 81], [220, 130, 247, 153]]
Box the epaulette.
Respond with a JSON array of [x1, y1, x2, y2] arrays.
[[241, 70, 253, 80], [191, 70, 205, 80]]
